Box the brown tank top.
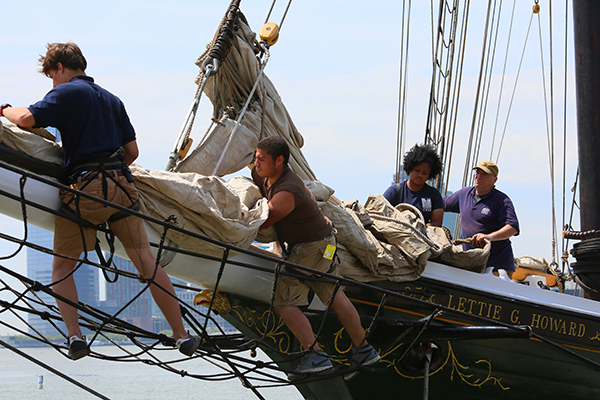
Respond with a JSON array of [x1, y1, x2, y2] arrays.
[[252, 167, 332, 247]]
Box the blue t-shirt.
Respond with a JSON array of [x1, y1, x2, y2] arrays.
[[383, 182, 444, 223], [28, 75, 136, 170], [444, 186, 520, 271]]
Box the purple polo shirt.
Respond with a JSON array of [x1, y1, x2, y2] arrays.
[[444, 186, 520, 271], [28, 75, 135, 170]]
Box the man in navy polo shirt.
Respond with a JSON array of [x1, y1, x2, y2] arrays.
[[1, 42, 200, 359], [444, 160, 520, 273]]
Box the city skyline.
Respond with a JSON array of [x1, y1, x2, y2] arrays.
[[24, 225, 234, 338]]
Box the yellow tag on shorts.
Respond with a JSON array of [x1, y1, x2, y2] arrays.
[[323, 244, 336, 260]]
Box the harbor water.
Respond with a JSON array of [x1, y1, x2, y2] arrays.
[[0, 344, 303, 400]]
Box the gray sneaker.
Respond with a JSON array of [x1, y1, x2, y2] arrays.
[[344, 344, 381, 380], [176, 335, 202, 356], [68, 335, 90, 360], [288, 350, 334, 381], [354, 344, 381, 366]]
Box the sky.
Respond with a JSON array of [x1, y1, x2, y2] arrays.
[[0, 0, 579, 335]]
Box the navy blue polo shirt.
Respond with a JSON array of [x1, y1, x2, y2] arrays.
[[444, 186, 520, 271], [383, 182, 444, 223], [29, 75, 136, 170]]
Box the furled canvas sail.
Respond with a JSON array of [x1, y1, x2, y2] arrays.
[[0, 10, 492, 283], [175, 17, 316, 184]]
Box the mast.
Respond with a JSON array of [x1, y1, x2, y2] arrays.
[[572, 0, 600, 300]]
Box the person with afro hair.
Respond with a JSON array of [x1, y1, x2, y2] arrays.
[[383, 143, 444, 226]]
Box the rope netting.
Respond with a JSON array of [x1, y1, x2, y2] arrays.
[[0, 3, 596, 398], [1, 156, 600, 399], [0, 157, 449, 398]]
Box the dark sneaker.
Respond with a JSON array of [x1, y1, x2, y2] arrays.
[[287, 350, 334, 381], [68, 336, 90, 360], [176, 335, 201, 356], [344, 344, 381, 380], [354, 344, 381, 366]]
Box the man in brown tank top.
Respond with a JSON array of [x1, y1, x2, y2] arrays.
[[252, 137, 380, 380]]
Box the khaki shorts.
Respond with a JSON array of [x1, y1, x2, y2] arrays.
[[274, 233, 342, 308], [54, 172, 150, 256]]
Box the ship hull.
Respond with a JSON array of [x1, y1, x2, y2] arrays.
[[219, 269, 600, 400]]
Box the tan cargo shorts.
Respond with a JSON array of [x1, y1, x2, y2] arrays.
[[274, 232, 342, 308], [54, 171, 150, 256]]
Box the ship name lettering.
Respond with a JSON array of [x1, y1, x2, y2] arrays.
[[530, 313, 586, 337], [510, 309, 520, 324], [446, 295, 501, 320]]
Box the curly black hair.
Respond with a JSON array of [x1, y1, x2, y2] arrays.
[[402, 144, 443, 179]]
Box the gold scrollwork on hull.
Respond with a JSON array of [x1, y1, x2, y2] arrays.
[[591, 332, 600, 341], [387, 342, 509, 391], [447, 343, 509, 390], [333, 328, 354, 361], [230, 305, 292, 353]]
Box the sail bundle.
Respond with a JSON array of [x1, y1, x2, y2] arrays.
[[0, 9, 493, 285]]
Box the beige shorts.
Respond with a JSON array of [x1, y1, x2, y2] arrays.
[[274, 233, 342, 308], [54, 172, 150, 256]]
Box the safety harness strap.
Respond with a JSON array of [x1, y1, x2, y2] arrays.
[[60, 156, 140, 279]]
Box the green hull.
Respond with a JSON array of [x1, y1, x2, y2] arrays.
[[219, 276, 600, 400]]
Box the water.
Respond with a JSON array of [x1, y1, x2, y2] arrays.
[[0, 345, 303, 400]]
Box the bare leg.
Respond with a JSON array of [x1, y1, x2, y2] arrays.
[[330, 291, 367, 348], [276, 306, 321, 351], [52, 256, 83, 339], [125, 246, 188, 341]]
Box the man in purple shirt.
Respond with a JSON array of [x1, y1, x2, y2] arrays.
[[444, 160, 519, 272]]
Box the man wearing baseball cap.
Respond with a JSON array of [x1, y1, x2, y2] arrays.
[[443, 160, 520, 273]]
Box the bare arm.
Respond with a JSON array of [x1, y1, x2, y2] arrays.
[[122, 140, 139, 165], [428, 208, 444, 227], [2, 107, 35, 128], [472, 224, 518, 247], [259, 190, 295, 230]]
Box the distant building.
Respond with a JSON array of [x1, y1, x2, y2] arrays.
[[27, 225, 99, 336], [151, 279, 237, 334], [27, 225, 236, 337], [101, 256, 154, 332]]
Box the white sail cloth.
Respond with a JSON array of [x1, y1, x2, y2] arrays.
[[0, 6, 494, 283], [0, 121, 490, 281], [160, 10, 491, 279], [0, 121, 63, 165], [174, 15, 330, 196], [130, 165, 269, 258]]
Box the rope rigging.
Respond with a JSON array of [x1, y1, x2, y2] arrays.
[[394, 0, 412, 184], [167, 0, 293, 174], [165, 1, 242, 172], [472, 0, 504, 176], [422, 0, 573, 276], [425, 0, 461, 193], [534, 1, 560, 270], [2, 1, 597, 398], [489, 0, 516, 160], [461, 0, 502, 191], [441, 0, 470, 196], [0, 153, 596, 398], [2, 156, 598, 397]]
